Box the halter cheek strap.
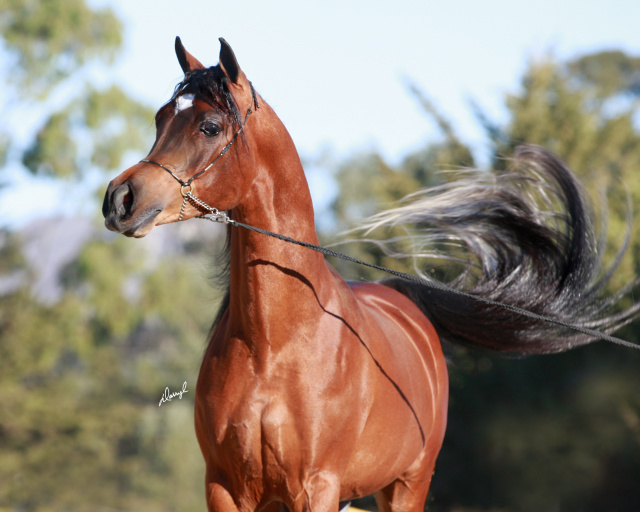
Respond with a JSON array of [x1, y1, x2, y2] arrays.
[[141, 83, 258, 222]]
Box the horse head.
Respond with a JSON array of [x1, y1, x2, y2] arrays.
[[102, 37, 259, 237]]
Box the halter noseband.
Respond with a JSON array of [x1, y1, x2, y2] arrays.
[[141, 83, 259, 222]]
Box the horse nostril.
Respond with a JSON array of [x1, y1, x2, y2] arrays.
[[120, 189, 133, 217], [112, 182, 135, 219]]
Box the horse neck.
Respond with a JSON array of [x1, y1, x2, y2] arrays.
[[226, 104, 333, 351]]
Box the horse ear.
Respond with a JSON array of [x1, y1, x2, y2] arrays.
[[218, 37, 242, 83], [175, 36, 205, 74]]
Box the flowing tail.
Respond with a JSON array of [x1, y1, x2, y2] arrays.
[[362, 145, 640, 354]]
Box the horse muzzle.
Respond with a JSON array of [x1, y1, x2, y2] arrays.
[[102, 180, 160, 237]]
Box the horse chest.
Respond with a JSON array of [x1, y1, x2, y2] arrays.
[[197, 357, 308, 483]]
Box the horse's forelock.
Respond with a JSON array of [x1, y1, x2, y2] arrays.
[[170, 66, 243, 130]]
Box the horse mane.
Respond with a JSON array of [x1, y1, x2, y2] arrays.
[[207, 224, 232, 342], [362, 145, 640, 353]]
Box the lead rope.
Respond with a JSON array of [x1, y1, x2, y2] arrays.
[[141, 86, 639, 351]]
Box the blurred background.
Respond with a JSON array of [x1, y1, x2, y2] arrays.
[[1, 1, 640, 511]]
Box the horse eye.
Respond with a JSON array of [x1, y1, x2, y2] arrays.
[[201, 122, 221, 137]]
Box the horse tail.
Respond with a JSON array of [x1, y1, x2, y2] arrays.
[[362, 144, 640, 354]]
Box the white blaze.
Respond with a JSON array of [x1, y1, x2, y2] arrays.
[[175, 92, 195, 114]]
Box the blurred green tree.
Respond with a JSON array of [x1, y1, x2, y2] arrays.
[[0, 1, 219, 511], [0, 232, 214, 510], [0, 0, 121, 96], [568, 50, 640, 98], [0, 0, 154, 181]]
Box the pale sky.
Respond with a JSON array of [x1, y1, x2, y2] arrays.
[[108, 0, 640, 160], [2, 0, 640, 226]]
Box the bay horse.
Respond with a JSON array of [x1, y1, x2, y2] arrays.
[[102, 38, 638, 511]]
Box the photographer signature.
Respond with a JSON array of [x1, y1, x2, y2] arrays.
[[159, 381, 189, 406]]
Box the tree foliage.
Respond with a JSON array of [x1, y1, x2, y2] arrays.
[[0, 230, 216, 511], [569, 50, 640, 98], [0, 0, 121, 96], [22, 85, 155, 178], [327, 88, 475, 284], [0, 0, 154, 181], [0, 1, 213, 510]]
